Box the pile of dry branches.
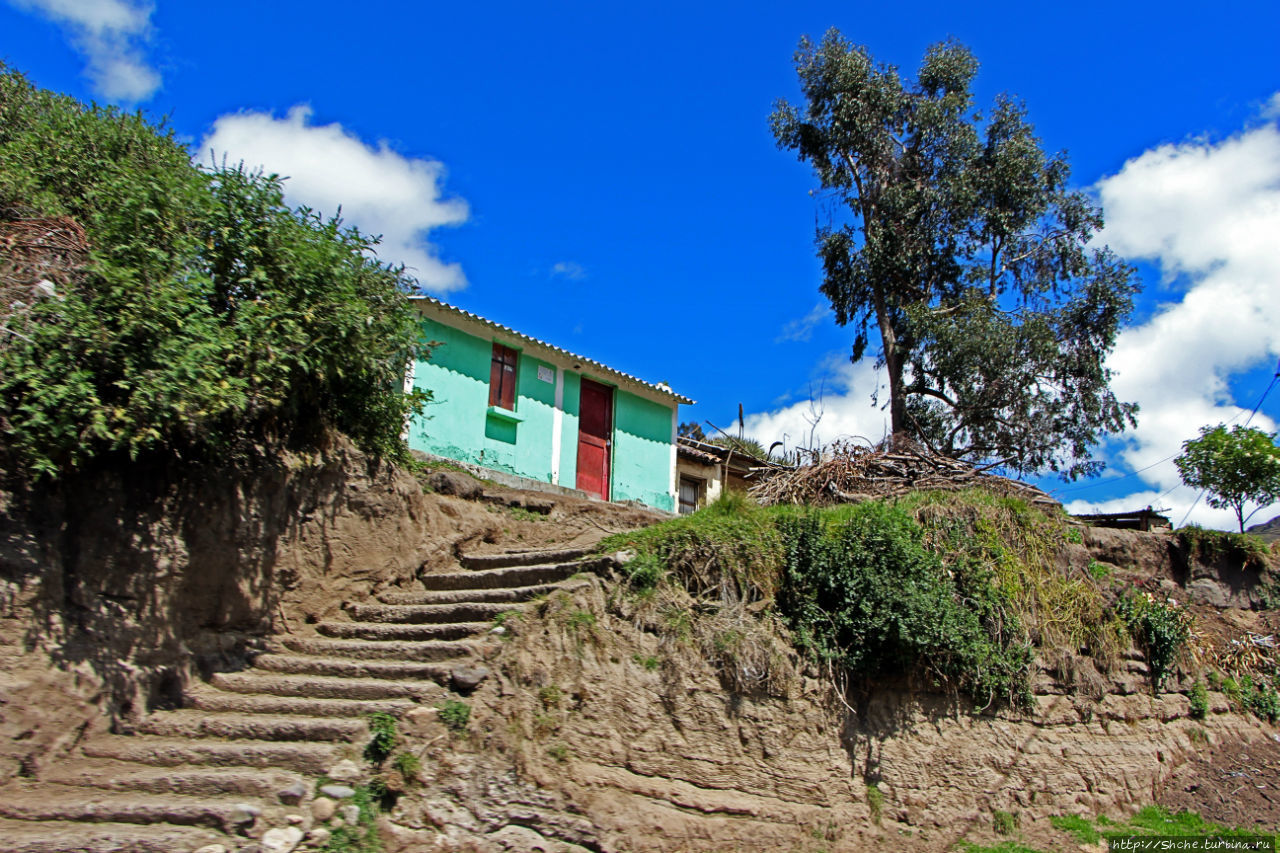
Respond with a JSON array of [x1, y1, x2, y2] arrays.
[[748, 438, 1059, 509], [1, 216, 86, 343]]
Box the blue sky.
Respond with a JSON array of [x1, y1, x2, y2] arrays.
[[3, 0, 1279, 528]]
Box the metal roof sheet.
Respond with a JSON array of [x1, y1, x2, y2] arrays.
[[410, 296, 694, 405]]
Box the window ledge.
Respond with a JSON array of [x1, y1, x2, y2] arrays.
[[486, 406, 523, 423]]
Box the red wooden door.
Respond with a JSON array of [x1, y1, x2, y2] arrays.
[[576, 379, 613, 500]]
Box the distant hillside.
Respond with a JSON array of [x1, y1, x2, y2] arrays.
[[1247, 514, 1280, 542]]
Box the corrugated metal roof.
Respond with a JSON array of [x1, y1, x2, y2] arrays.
[[410, 296, 694, 405]]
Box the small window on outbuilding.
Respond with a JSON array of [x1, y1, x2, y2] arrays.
[[678, 476, 704, 515], [489, 343, 518, 410]]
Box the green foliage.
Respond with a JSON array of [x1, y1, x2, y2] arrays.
[[1043, 807, 1277, 852], [436, 699, 470, 733], [1188, 681, 1209, 720], [1176, 424, 1280, 532], [991, 809, 1018, 836], [391, 751, 421, 780], [318, 784, 382, 853], [865, 783, 883, 825], [602, 491, 786, 608], [1115, 590, 1193, 691], [778, 500, 1032, 707], [1049, 814, 1100, 844], [364, 713, 398, 764], [1178, 524, 1273, 569], [0, 65, 428, 478], [623, 551, 666, 592], [632, 653, 661, 671], [1087, 560, 1112, 582], [771, 32, 1138, 479], [546, 743, 570, 762]]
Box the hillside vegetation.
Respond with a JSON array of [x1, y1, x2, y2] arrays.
[[603, 489, 1268, 713], [0, 66, 426, 478]]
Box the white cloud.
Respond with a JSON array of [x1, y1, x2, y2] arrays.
[[200, 106, 469, 293], [775, 302, 830, 343], [550, 261, 587, 281], [1086, 108, 1280, 527], [10, 0, 160, 101], [745, 359, 892, 456]]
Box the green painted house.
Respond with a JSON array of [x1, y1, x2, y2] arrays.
[[405, 297, 693, 513]]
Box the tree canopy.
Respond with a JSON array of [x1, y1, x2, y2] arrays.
[[770, 31, 1139, 479], [1175, 424, 1280, 532], [0, 66, 428, 478]]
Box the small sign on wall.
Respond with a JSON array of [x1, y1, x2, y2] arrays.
[[537, 365, 554, 383]]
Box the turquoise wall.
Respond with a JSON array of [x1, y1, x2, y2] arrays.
[[409, 316, 677, 512], [610, 388, 675, 512]]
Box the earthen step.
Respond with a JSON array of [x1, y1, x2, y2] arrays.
[[420, 561, 596, 591], [185, 686, 416, 718], [135, 709, 364, 742], [378, 582, 563, 605], [316, 619, 491, 641], [345, 600, 518, 624], [459, 546, 593, 570], [0, 782, 264, 833], [274, 635, 476, 661], [0, 816, 224, 853], [250, 653, 454, 682], [82, 734, 339, 774], [43, 758, 304, 799], [211, 669, 442, 701]]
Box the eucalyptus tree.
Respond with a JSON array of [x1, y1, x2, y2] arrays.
[[771, 31, 1138, 479]]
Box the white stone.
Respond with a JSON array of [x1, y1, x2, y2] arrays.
[[306, 827, 332, 846], [285, 813, 304, 825], [310, 796, 336, 821], [319, 784, 356, 799], [340, 804, 362, 824], [260, 826, 304, 853], [192, 846, 228, 853], [326, 758, 363, 782]]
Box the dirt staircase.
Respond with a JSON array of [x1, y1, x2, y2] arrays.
[[0, 546, 603, 853]]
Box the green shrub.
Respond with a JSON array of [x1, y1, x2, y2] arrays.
[[0, 65, 428, 479], [623, 551, 665, 592], [364, 713, 397, 764], [1188, 681, 1208, 720], [991, 809, 1018, 835], [865, 783, 883, 825], [436, 699, 470, 733], [391, 751, 421, 780], [778, 501, 1032, 707], [1116, 590, 1193, 690], [1244, 680, 1280, 722]]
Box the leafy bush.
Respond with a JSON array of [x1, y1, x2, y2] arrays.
[[1188, 681, 1208, 720], [1116, 590, 1193, 690], [0, 66, 428, 478], [436, 699, 470, 733], [778, 501, 1033, 707], [364, 712, 398, 764]]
